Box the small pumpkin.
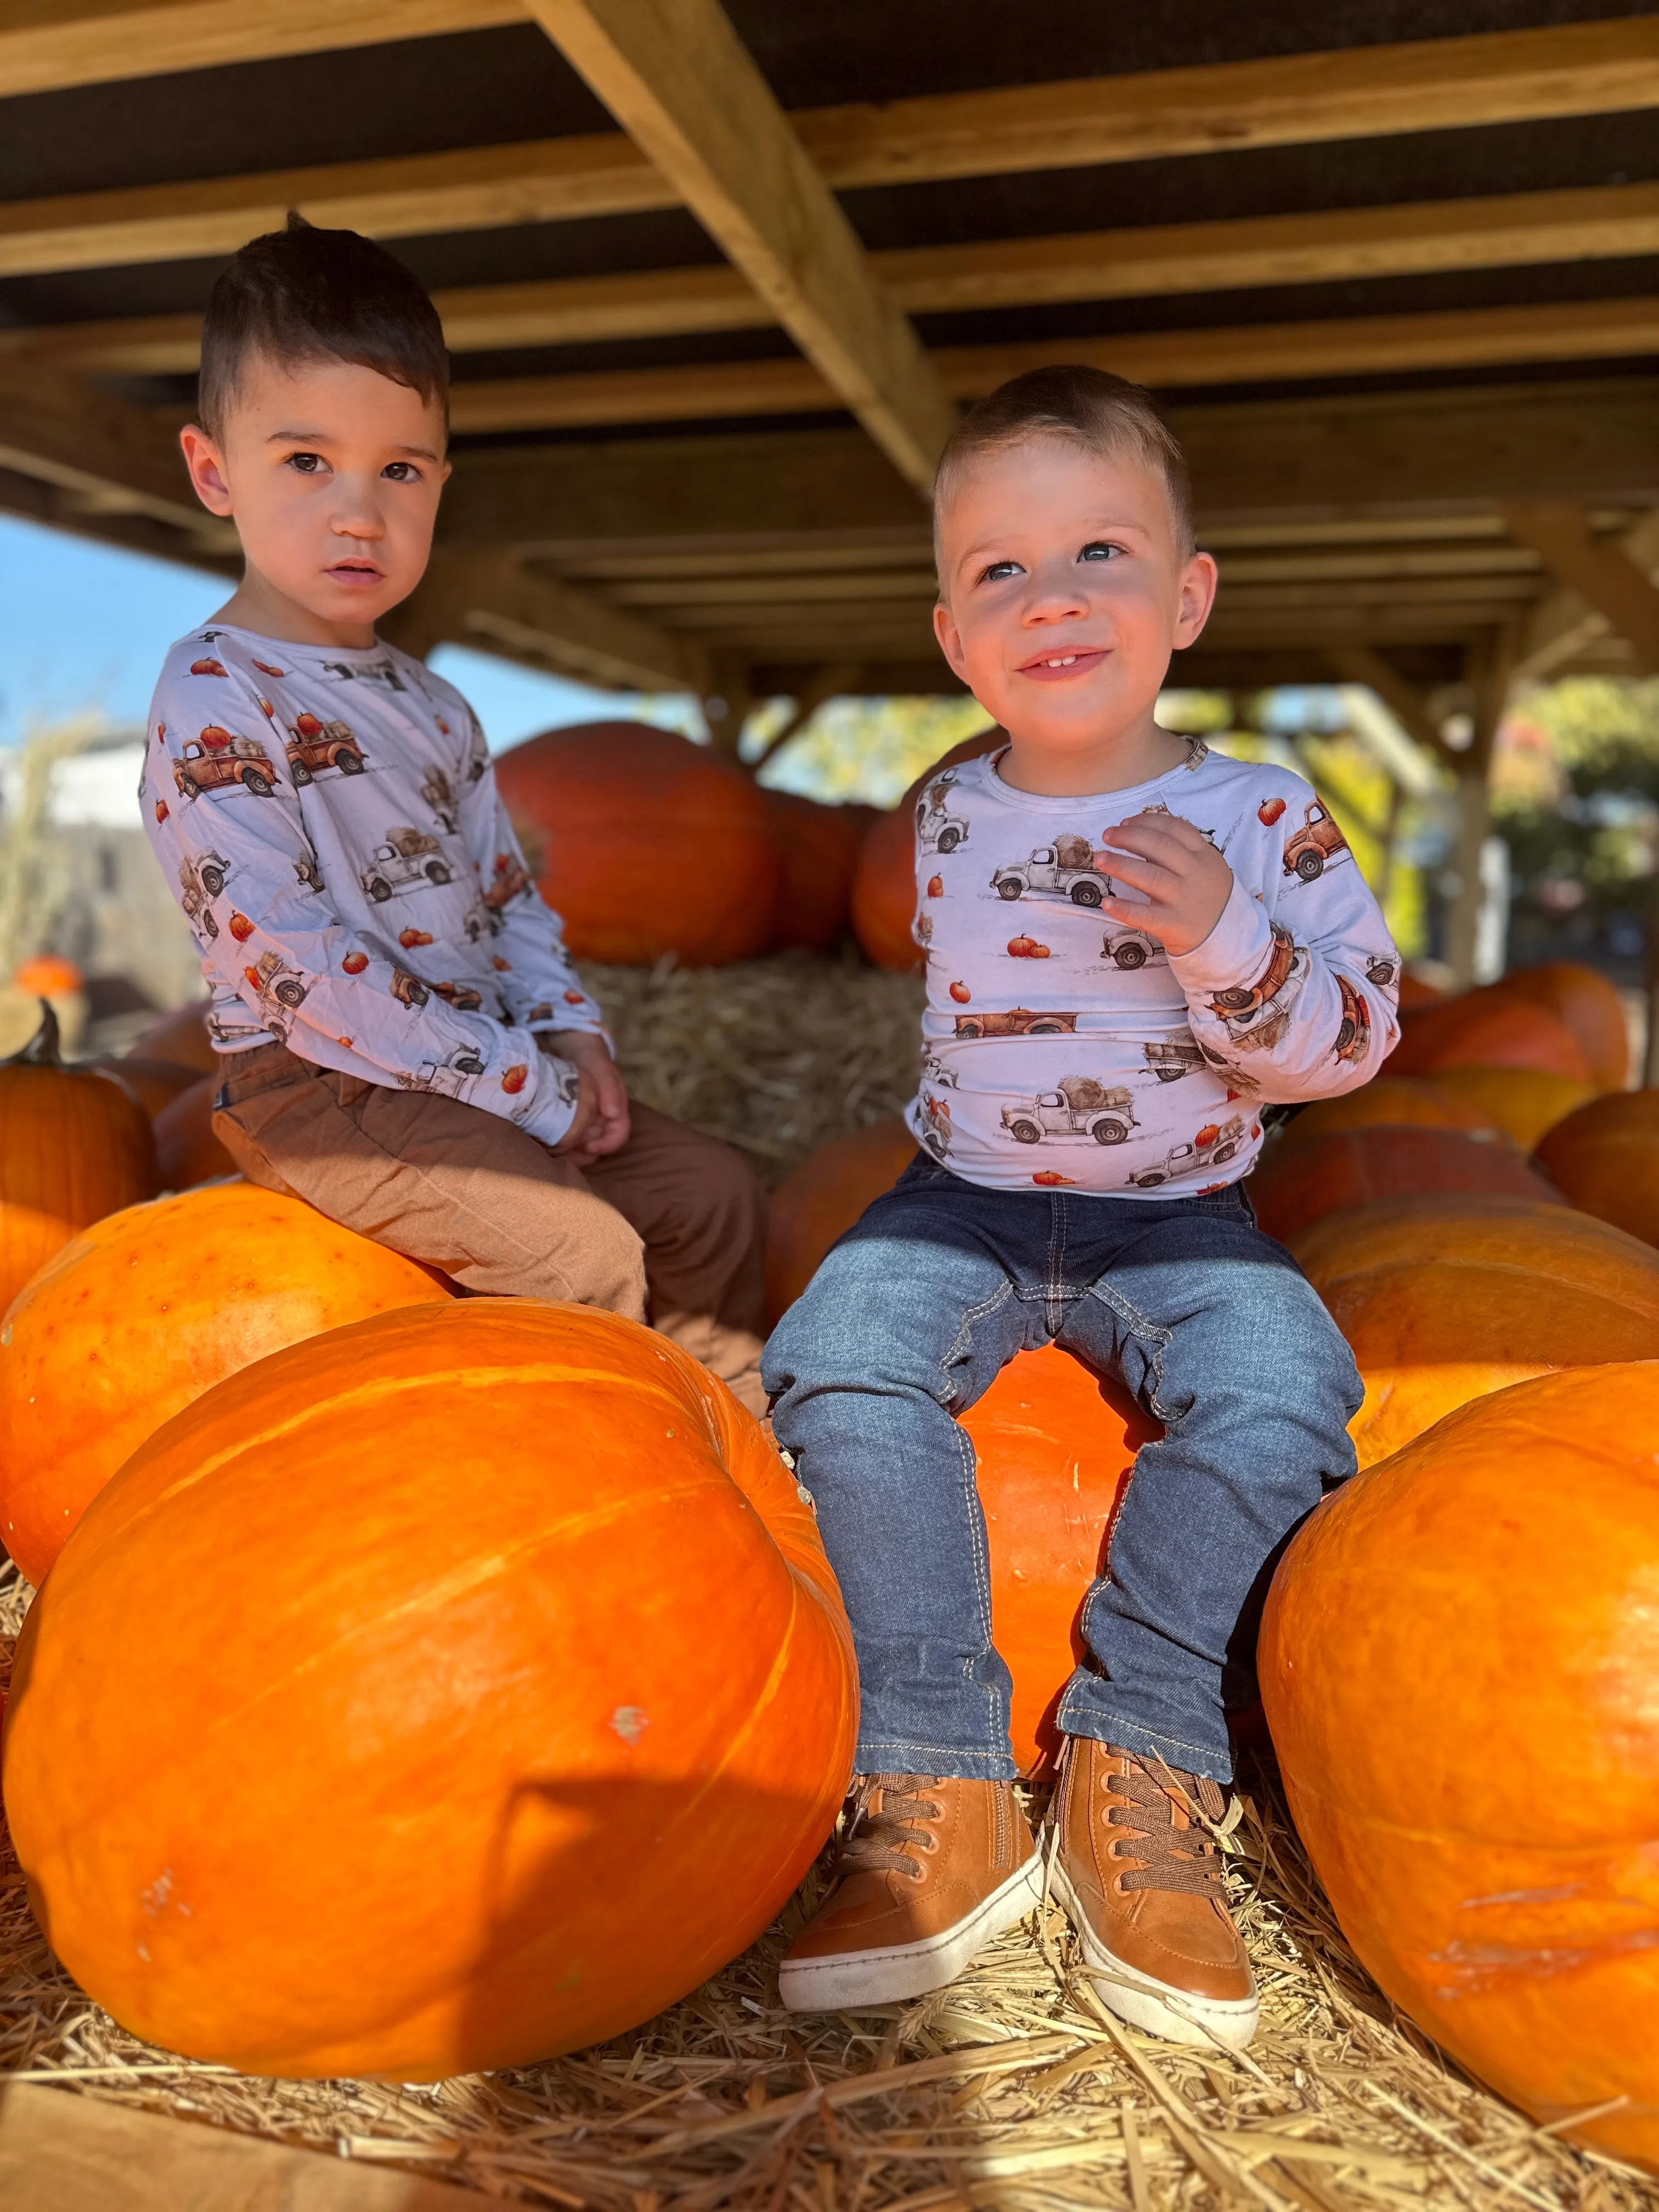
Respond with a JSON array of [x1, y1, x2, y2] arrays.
[[124, 1001, 217, 1075], [1272, 1076, 1499, 1152], [153, 1075, 238, 1191], [0, 1003, 157, 1317], [963, 1345, 1158, 1774], [765, 1116, 918, 1324], [0, 1180, 451, 1585], [1424, 1064, 1596, 1151], [4, 1300, 855, 2077], [1388, 994, 1590, 1084], [761, 789, 866, 953], [1248, 1125, 1558, 1246], [1489, 960, 1629, 1091], [1534, 1090, 1659, 1248], [1260, 1363, 1659, 2172], [1291, 1192, 1659, 1466]]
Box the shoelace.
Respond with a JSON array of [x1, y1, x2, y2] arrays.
[[1104, 1759, 1230, 1899], [838, 1774, 946, 1882]]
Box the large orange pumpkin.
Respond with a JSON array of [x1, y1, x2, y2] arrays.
[[1535, 1089, 1659, 1247], [964, 1346, 1158, 1775], [1260, 1363, 1659, 2172], [761, 789, 868, 952], [1272, 1077, 1498, 1151], [0, 1003, 157, 1318], [1248, 1125, 1558, 1246], [765, 1115, 918, 1323], [1422, 1064, 1596, 1150], [1388, 993, 1591, 1084], [1291, 1193, 1659, 1467], [5, 1300, 856, 2078], [494, 723, 781, 966], [0, 1182, 450, 1586], [850, 730, 1004, 971], [1492, 960, 1629, 1090], [152, 1073, 238, 1189]]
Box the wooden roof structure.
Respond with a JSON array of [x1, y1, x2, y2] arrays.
[[3, 0, 1658, 751]]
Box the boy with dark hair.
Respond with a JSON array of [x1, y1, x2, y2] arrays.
[[765, 367, 1397, 2044], [144, 216, 767, 1409]]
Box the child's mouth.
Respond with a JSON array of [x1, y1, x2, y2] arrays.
[[328, 561, 383, 588], [1019, 648, 1107, 681]]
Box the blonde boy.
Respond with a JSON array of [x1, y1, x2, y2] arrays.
[[765, 368, 1399, 2045]]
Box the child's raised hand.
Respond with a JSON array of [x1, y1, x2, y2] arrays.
[[543, 1029, 631, 1160], [1098, 810, 1233, 958]]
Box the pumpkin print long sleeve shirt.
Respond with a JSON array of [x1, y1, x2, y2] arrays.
[[140, 623, 606, 1148], [906, 742, 1400, 1195]]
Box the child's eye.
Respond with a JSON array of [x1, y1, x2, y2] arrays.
[[978, 559, 1023, 584], [382, 461, 422, 483], [1079, 541, 1122, 562], [285, 451, 325, 475]]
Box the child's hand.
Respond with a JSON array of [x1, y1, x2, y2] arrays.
[[1098, 810, 1234, 958], [543, 1029, 630, 1161]]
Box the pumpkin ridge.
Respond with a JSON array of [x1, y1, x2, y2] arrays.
[[69, 1361, 695, 1565]]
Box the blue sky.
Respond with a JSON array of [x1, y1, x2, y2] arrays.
[[0, 512, 693, 751]]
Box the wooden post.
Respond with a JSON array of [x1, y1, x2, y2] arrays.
[[1443, 627, 1516, 988]]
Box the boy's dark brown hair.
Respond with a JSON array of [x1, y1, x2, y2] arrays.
[[196, 213, 449, 439], [934, 364, 1195, 558]]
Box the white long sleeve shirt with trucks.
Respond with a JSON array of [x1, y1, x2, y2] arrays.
[[141, 623, 606, 1149], [906, 743, 1401, 1196]]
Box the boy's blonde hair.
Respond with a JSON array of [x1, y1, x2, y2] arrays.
[[933, 365, 1195, 560]]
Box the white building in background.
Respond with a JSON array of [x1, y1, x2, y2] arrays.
[[0, 725, 203, 1022]]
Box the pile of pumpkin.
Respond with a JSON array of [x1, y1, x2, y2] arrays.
[[491, 718, 992, 973], [762, 953, 1659, 2172], [4, 933, 1659, 2171]]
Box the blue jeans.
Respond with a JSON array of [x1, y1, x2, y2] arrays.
[[763, 1155, 1361, 1784]]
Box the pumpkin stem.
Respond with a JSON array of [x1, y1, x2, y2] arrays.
[[6, 999, 63, 1069]]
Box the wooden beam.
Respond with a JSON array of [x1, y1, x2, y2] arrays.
[[431, 382, 1659, 550], [520, 0, 955, 492], [30, 180, 1659, 376], [0, 0, 521, 98], [1325, 643, 1457, 762], [436, 296, 1659, 436], [384, 550, 705, 690], [0, 357, 232, 549], [1502, 501, 1659, 674], [8, 18, 1656, 280], [1514, 506, 1659, 678], [0, 2079, 481, 2211]]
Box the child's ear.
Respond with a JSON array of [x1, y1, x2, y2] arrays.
[[1173, 549, 1219, 648], [179, 424, 234, 517], [934, 597, 969, 679]]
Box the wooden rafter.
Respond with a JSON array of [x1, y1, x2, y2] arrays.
[[0, 353, 229, 546], [24, 180, 1659, 375], [0, 0, 520, 99], [520, 0, 955, 492], [427, 383, 1659, 549], [1502, 502, 1659, 674], [429, 297, 1659, 437], [1515, 507, 1659, 679], [7, 18, 1658, 279]]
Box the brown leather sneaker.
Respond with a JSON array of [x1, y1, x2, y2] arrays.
[[1047, 1735, 1259, 2049], [778, 1774, 1041, 2011]]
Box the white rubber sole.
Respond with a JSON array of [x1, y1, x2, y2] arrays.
[[778, 1851, 1045, 2012], [1045, 1856, 1260, 2051]]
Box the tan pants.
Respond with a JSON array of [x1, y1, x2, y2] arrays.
[[212, 1042, 769, 1415]]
